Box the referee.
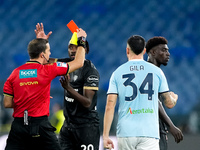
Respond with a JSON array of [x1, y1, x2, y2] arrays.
[[3, 23, 87, 150]]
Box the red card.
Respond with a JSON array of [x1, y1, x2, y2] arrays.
[[67, 20, 79, 33]]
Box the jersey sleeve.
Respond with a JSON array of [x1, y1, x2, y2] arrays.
[[107, 72, 118, 94], [46, 62, 69, 79], [158, 69, 169, 93], [83, 65, 99, 91], [3, 75, 14, 97]]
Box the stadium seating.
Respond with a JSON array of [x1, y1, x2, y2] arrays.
[[0, 0, 200, 117]]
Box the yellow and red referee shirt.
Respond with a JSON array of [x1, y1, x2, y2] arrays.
[[3, 61, 69, 118]]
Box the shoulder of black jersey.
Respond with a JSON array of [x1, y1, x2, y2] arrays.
[[84, 59, 97, 69]]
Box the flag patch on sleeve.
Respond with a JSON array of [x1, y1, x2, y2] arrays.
[[56, 62, 67, 67]]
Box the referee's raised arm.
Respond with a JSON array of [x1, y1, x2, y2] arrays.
[[34, 23, 87, 73], [67, 28, 87, 73]]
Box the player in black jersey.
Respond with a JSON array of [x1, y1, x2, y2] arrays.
[[146, 36, 183, 150], [56, 33, 100, 150], [35, 25, 100, 150], [58, 33, 100, 150]]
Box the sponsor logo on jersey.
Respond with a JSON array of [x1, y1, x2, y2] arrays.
[[19, 81, 38, 86], [127, 107, 154, 115], [65, 96, 74, 102], [19, 69, 37, 79], [87, 75, 99, 83], [73, 75, 78, 82], [57, 62, 67, 68]]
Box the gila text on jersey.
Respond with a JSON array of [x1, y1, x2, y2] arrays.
[[130, 65, 144, 71]]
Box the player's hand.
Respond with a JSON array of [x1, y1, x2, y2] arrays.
[[77, 28, 87, 38], [169, 125, 184, 143], [59, 75, 70, 90], [35, 23, 52, 39], [103, 137, 114, 149], [169, 91, 178, 101], [169, 91, 178, 107]]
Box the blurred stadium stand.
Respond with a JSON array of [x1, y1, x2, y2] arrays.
[[0, 0, 200, 148]]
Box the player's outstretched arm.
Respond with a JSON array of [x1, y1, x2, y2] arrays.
[[159, 91, 178, 109], [159, 101, 183, 143]]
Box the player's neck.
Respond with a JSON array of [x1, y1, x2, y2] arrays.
[[30, 58, 44, 64], [128, 54, 143, 61], [147, 58, 161, 68]]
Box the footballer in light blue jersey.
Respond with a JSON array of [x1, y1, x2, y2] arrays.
[[107, 59, 169, 139]]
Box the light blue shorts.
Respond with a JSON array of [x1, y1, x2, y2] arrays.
[[118, 137, 159, 150]]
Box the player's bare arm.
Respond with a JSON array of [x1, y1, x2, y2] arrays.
[[159, 101, 183, 143], [159, 91, 178, 108], [103, 94, 117, 149], [3, 95, 14, 108], [59, 75, 94, 108]]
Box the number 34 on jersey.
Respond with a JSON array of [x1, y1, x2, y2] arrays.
[[123, 73, 154, 101]]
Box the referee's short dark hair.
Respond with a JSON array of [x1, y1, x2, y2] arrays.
[[127, 35, 145, 55], [28, 38, 49, 59], [146, 37, 168, 53]]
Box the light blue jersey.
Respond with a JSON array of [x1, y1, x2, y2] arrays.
[[107, 59, 169, 139]]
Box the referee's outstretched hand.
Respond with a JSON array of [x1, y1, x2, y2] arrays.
[[35, 23, 52, 39]]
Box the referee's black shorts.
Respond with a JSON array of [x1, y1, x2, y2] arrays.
[[5, 116, 61, 150], [59, 121, 100, 150]]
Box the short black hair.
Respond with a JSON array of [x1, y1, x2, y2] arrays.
[[28, 38, 49, 59], [146, 37, 168, 53], [127, 35, 145, 55]]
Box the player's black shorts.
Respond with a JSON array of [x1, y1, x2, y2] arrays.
[[5, 116, 61, 150], [59, 121, 100, 150]]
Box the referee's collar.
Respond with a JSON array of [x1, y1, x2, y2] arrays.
[[26, 61, 41, 64]]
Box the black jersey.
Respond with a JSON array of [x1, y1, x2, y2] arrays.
[[57, 58, 100, 126]]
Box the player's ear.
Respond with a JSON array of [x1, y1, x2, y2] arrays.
[[126, 44, 130, 55], [150, 49, 156, 56], [143, 48, 146, 55], [126, 47, 129, 55]]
